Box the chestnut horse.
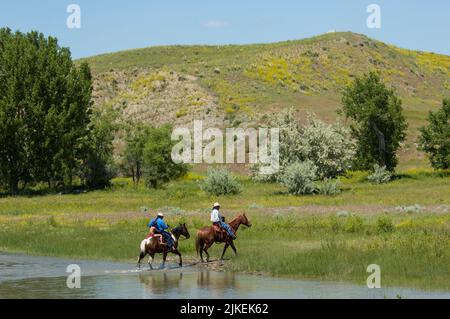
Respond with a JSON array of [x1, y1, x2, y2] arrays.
[[137, 223, 190, 269], [195, 213, 251, 262]]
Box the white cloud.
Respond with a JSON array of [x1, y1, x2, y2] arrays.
[[203, 20, 229, 28]]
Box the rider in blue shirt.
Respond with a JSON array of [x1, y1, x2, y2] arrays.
[[148, 212, 174, 249]]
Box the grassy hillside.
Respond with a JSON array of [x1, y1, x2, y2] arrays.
[[79, 32, 450, 170]]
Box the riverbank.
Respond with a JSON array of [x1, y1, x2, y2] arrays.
[[0, 170, 449, 290]]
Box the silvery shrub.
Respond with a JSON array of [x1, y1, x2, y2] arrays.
[[252, 108, 355, 181], [318, 178, 342, 195], [298, 113, 355, 179], [202, 167, 242, 196], [367, 164, 392, 184], [278, 160, 318, 195]]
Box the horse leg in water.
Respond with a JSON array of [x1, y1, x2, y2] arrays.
[[172, 249, 183, 267], [161, 251, 168, 269], [137, 250, 146, 269], [199, 241, 205, 263], [196, 236, 205, 263], [199, 244, 204, 263], [147, 252, 155, 270], [203, 242, 213, 262]]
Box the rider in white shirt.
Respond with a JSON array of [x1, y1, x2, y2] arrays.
[[210, 202, 237, 240], [211, 206, 220, 223]]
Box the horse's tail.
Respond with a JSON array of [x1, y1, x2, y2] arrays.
[[140, 239, 147, 253], [195, 234, 202, 256]]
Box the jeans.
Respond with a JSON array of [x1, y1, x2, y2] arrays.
[[159, 231, 174, 248], [218, 221, 236, 239]]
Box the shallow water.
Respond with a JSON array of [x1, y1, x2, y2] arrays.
[[0, 253, 449, 299]]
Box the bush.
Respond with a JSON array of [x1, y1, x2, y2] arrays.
[[142, 125, 189, 188], [376, 215, 394, 233], [80, 155, 115, 189], [344, 214, 364, 233], [202, 168, 242, 196], [250, 164, 278, 183], [367, 164, 392, 184], [279, 161, 317, 195], [251, 109, 355, 182], [298, 114, 356, 179], [318, 178, 342, 195]]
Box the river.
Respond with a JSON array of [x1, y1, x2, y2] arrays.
[[0, 253, 449, 299]]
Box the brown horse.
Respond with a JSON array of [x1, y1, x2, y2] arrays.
[[137, 223, 190, 269], [195, 213, 251, 262]]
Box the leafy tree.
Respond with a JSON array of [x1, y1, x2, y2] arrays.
[[122, 123, 148, 184], [418, 99, 450, 169], [46, 61, 93, 187], [0, 28, 92, 194], [341, 72, 407, 171], [79, 105, 119, 189], [141, 125, 189, 188]]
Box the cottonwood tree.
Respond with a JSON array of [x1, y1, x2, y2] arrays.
[[123, 123, 148, 184], [79, 105, 119, 189], [341, 71, 407, 171], [418, 99, 450, 169], [0, 28, 92, 194]]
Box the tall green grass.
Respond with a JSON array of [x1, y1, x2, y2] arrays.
[[0, 212, 449, 289], [0, 170, 449, 289]]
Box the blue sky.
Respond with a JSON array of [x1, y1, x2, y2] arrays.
[[0, 1, 449, 58]]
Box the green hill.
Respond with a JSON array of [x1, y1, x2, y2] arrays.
[[80, 32, 450, 169]]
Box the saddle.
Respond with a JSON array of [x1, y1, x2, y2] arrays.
[[146, 227, 164, 244], [212, 224, 228, 237]]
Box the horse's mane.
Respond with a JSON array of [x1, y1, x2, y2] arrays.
[[172, 224, 182, 233]]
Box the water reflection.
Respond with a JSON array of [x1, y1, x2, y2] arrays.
[[138, 272, 184, 294], [1, 253, 449, 299], [0, 276, 98, 299], [197, 271, 236, 288], [136, 270, 239, 298]]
